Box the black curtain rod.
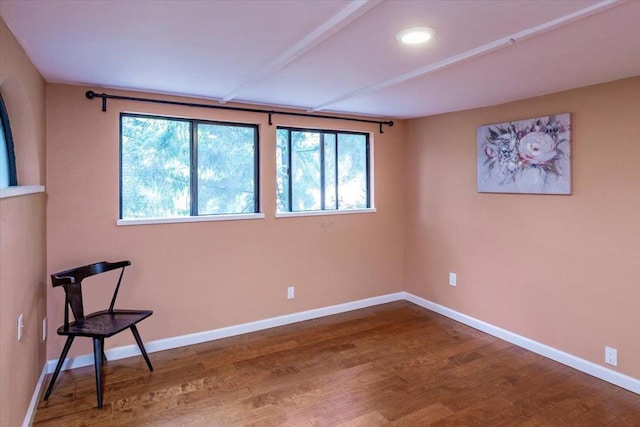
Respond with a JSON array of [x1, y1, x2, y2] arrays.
[[85, 91, 394, 133]]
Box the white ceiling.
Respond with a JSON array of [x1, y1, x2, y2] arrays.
[[1, 0, 639, 119]]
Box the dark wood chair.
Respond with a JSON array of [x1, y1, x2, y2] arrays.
[[44, 260, 153, 409]]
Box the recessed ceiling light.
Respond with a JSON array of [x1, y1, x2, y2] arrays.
[[396, 26, 436, 45]]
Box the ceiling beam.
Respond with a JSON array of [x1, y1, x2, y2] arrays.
[[219, 0, 382, 104], [310, 0, 626, 113]]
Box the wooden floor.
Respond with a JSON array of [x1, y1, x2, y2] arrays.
[[34, 301, 640, 426]]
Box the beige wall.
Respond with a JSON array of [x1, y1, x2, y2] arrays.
[[405, 77, 640, 379], [0, 17, 47, 427], [46, 84, 406, 359]]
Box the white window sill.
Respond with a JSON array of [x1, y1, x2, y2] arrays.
[[275, 208, 377, 218], [0, 185, 45, 199], [117, 213, 266, 226]]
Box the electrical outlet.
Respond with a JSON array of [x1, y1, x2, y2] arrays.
[[449, 272, 457, 287], [17, 314, 24, 341], [605, 346, 617, 366], [287, 286, 295, 299], [42, 317, 47, 341]]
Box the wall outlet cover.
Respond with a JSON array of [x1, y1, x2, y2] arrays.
[[449, 272, 457, 287], [605, 346, 617, 366]]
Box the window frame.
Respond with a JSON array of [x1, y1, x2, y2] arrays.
[[0, 94, 18, 187], [119, 112, 260, 221], [276, 126, 372, 214]]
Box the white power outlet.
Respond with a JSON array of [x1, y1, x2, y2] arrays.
[[42, 317, 47, 341], [449, 272, 457, 287], [605, 346, 617, 366], [287, 286, 295, 299], [17, 314, 24, 341]]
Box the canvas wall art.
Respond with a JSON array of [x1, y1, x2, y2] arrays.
[[477, 113, 571, 194]]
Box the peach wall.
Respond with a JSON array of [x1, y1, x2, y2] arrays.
[[0, 17, 47, 427], [405, 77, 640, 379], [46, 84, 406, 359]]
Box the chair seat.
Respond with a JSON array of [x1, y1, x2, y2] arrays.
[[57, 309, 153, 338]]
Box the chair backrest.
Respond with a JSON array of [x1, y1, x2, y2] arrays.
[[51, 260, 131, 329]]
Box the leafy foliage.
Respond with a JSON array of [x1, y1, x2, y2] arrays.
[[121, 116, 190, 218], [121, 115, 257, 219], [197, 123, 256, 214], [276, 128, 369, 212]]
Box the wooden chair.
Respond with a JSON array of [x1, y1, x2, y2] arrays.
[[44, 260, 153, 409]]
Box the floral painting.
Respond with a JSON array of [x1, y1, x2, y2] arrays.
[[477, 113, 571, 194]]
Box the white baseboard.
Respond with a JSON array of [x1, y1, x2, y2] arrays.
[[403, 292, 640, 395], [37, 289, 639, 420], [45, 292, 406, 373], [23, 363, 47, 427]]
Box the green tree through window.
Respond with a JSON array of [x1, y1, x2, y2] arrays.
[[121, 114, 258, 219], [276, 127, 370, 212]]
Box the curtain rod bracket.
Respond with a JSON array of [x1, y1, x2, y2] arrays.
[[268, 112, 273, 126], [86, 91, 107, 111], [380, 121, 394, 133]]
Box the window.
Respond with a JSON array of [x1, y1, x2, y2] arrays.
[[276, 127, 370, 213], [120, 113, 258, 220], [0, 94, 18, 188]]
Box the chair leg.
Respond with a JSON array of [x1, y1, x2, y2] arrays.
[[130, 325, 153, 372], [44, 336, 75, 400], [92, 337, 104, 409], [102, 350, 107, 363]]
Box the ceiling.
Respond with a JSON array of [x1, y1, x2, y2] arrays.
[[1, 0, 639, 119]]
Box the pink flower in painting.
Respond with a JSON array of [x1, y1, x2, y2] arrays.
[[518, 132, 557, 164]]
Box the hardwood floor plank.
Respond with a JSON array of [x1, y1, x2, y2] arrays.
[[387, 402, 454, 426], [432, 395, 514, 426], [335, 411, 388, 427], [34, 301, 640, 426]]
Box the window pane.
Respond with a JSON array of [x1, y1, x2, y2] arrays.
[[0, 123, 9, 188], [324, 133, 337, 210], [0, 95, 17, 188], [276, 128, 289, 212], [197, 123, 256, 215], [338, 133, 367, 209], [291, 131, 321, 211], [121, 116, 190, 219]]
